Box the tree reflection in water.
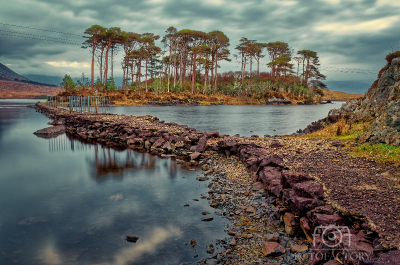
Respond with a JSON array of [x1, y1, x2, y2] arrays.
[[47, 133, 184, 180]]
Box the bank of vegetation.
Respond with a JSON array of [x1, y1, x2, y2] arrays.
[[60, 25, 333, 105]]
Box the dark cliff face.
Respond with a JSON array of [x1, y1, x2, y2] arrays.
[[354, 56, 400, 145]]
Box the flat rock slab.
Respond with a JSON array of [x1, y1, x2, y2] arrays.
[[34, 125, 66, 135]]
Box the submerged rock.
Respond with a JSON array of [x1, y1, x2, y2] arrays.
[[126, 236, 139, 243], [34, 125, 66, 136]]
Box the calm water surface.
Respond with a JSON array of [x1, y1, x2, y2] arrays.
[[0, 99, 339, 264], [111, 102, 343, 137], [0, 100, 228, 265]]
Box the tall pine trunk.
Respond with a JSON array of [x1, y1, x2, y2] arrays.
[[214, 50, 218, 94], [242, 57, 247, 85], [191, 53, 196, 94], [145, 57, 149, 92], [91, 41, 96, 88], [174, 61, 178, 89], [104, 42, 111, 87], [99, 49, 104, 83], [138, 58, 142, 89]]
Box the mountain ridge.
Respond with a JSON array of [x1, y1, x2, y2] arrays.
[[0, 63, 31, 82]]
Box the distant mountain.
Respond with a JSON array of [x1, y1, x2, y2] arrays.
[[25, 75, 124, 88], [24, 75, 64, 86], [0, 63, 31, 82], [324, 81, 372, 94]]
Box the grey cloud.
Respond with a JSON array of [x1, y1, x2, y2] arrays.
[[0, 0, 399, 81]]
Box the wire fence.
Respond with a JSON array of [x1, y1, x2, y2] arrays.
[[46, 95, 111, 113]]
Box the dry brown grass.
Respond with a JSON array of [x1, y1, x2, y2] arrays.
[[320, 88, 364, 101], [0, 80, 61, 99], [310, 118, 370, 140], [97, 90, 267, 106]]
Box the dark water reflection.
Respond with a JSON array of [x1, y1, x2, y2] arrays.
[[0, 100, 228, 265], [111, 103, 343, 137]]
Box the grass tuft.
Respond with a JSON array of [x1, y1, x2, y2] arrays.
[[352, 144, 400, 166]]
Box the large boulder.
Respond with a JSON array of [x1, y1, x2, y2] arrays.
[[196, 136, 207, 152], [281, 170, 314, 188], [292, 180, 324, 199]]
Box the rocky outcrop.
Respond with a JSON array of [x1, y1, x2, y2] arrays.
[[298, 52, 400, 146], [354, 56, 400, 145], [266, 97, 291, 105]]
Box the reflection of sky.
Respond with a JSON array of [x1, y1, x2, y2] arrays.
[[111, 103, 344, 137], [0, 101, 227, 264]]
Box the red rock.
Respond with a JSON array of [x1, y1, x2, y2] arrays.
[[259, 154, 284, 168], [261, 241, 286, 256], [300, 217, 313, 243], [196, 136, 207, 153], [266, 233, 279, 242], [270, 182, 283, 198], [309, 236, 330, 265], [259, 166, 282, 185], [284, 212, 299, 236], [291, 244, 308, 253], [162, 141, 172, 151], [269, 141, 284, 148], [292, 180, 324, 199], [217, 140, 235, 148], [127, 138, 144, 145], [246, 206, 256, 214], [311, 205, 334, 215], [281, 170, 314, 188], [252, 182, 264, 191], [246, 156, 260, 166], [307, 212, 346, 227], [190, 239, 197, 247], [282, 189, 323, 214], [151, 138, 165, 148], [190, 151, 201, 160], [149, 137, 159, 143], [339, 232, 375, 263], [206, 131, 219, 138]]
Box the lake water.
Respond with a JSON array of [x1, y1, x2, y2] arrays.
[[0, 99, 339, 264], [111, 102, 343, 137], [0, 100, 229, 265]]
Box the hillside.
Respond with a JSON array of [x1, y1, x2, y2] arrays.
[[0, 79, 61, 99], [0, 63, 31, 82], [324, 80, 371, 94], [320, 88, 364, 101]]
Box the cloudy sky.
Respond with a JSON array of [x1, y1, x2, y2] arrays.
[[1, 0, 399, 85]]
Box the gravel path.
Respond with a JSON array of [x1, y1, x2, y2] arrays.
[[284, 145, 400, 250]]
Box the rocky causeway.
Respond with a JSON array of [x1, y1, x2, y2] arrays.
[[32, 102, 400, 265]]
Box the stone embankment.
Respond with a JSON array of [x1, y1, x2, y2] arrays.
[[33, 102, 400, 265]]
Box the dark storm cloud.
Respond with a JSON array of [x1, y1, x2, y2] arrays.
[[0, 0, 399, 82]]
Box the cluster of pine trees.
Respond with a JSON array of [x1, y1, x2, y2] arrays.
[[82, 25, 326, 95]]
